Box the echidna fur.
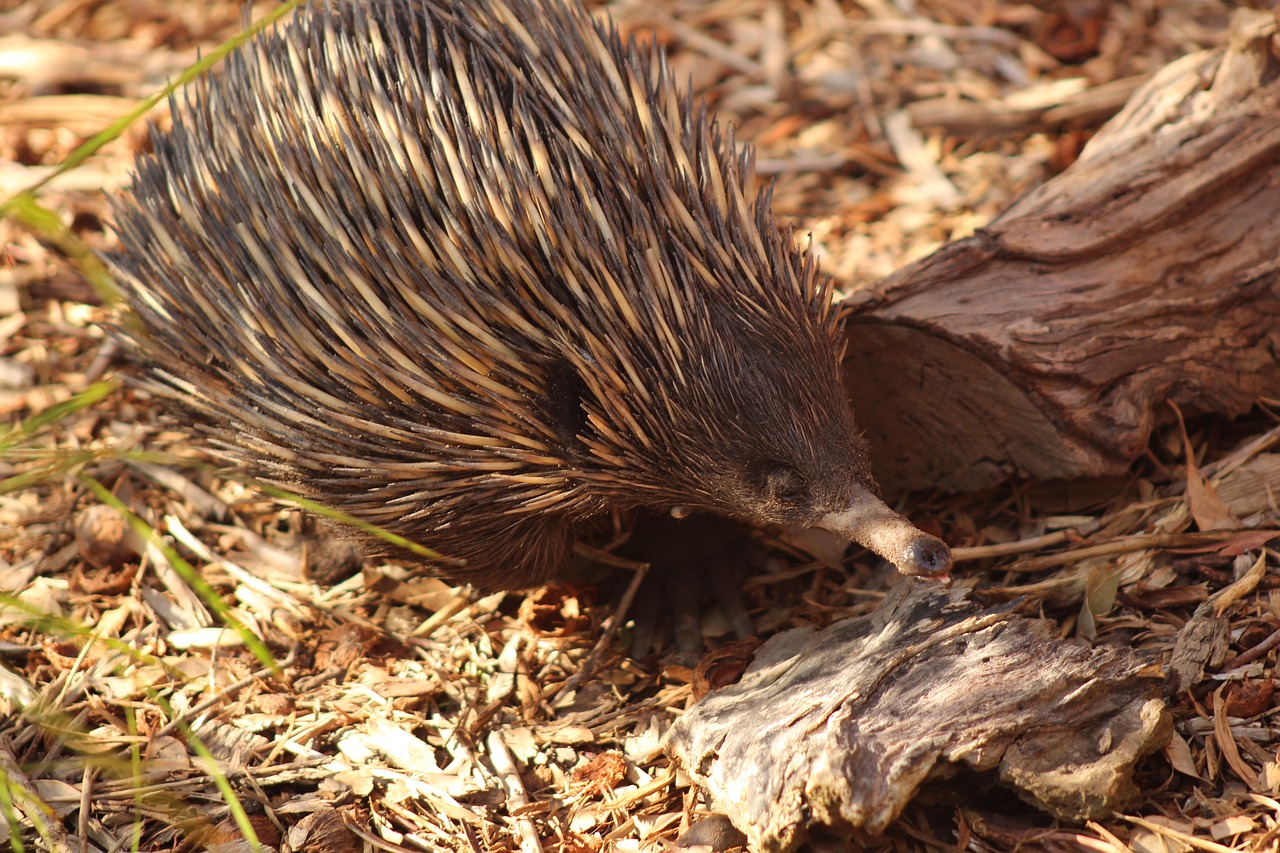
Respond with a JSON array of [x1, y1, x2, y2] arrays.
[[109, 0, 949, 589]]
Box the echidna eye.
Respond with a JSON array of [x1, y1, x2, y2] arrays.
[[766, 466, 806, 503]]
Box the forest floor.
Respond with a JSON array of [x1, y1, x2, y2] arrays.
[[3, 0, 1279, 851]]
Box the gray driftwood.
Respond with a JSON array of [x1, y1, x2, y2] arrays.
[[665, 582, 1169, 853], [841, 9, 1280, 493]]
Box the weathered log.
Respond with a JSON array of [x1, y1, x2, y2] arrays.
[[842, 9, 1280, 493], [664, 582, 1170, 853]]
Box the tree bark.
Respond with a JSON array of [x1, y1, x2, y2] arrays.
[[841, 9, 1280, 493]]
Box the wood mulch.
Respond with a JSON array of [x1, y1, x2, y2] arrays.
[[2, 0, 1278, 850]]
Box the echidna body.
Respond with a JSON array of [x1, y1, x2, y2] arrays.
[[110, 0, 951, 588]]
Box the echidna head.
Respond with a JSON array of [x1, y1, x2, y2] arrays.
[[614, 310, 952, 580], [718, 404, 952, 581], [733, 454, 953, 581]]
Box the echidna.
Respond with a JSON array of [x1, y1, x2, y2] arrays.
[[108, 0, 951, 592]]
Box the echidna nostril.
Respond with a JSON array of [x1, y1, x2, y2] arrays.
[[906, 535, 952, 579]]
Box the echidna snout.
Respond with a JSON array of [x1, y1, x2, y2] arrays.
[[820, 488, 952, 579]]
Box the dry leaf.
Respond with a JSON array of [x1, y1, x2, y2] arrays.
[[1177, 409, 1241, 532]]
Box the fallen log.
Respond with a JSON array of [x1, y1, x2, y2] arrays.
[[842, 9, 1280, 493]]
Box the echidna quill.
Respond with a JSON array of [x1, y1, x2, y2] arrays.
[[109, 0, 952, 594]]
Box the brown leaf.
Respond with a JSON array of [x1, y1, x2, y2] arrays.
[[692, 639, 762, 700], [1216, 529, 1280, 557], [69, 561, 136, 596], [1163, 731, 1202, 780], [1223, 679, 1275, 718], [1176, 408, 1241, 532], [519, 584, 594, 636], [1213, 687, 1262, 792], [1118, 584, 1209, 610]]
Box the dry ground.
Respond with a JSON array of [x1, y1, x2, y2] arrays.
[[3, 0, 1280, 851]]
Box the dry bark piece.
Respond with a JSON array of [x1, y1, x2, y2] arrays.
[[1217, 453, 1280, 517], [1170, 602, 1231, 692], [841, 9, 1280, 493], [573, 750, 629, 791], [665, 582, 1170, 853], [285, 807, 362, 853], [201, 814, 282, 853], [75, 504, 141, 570], [907, 74, 1145, 137]]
